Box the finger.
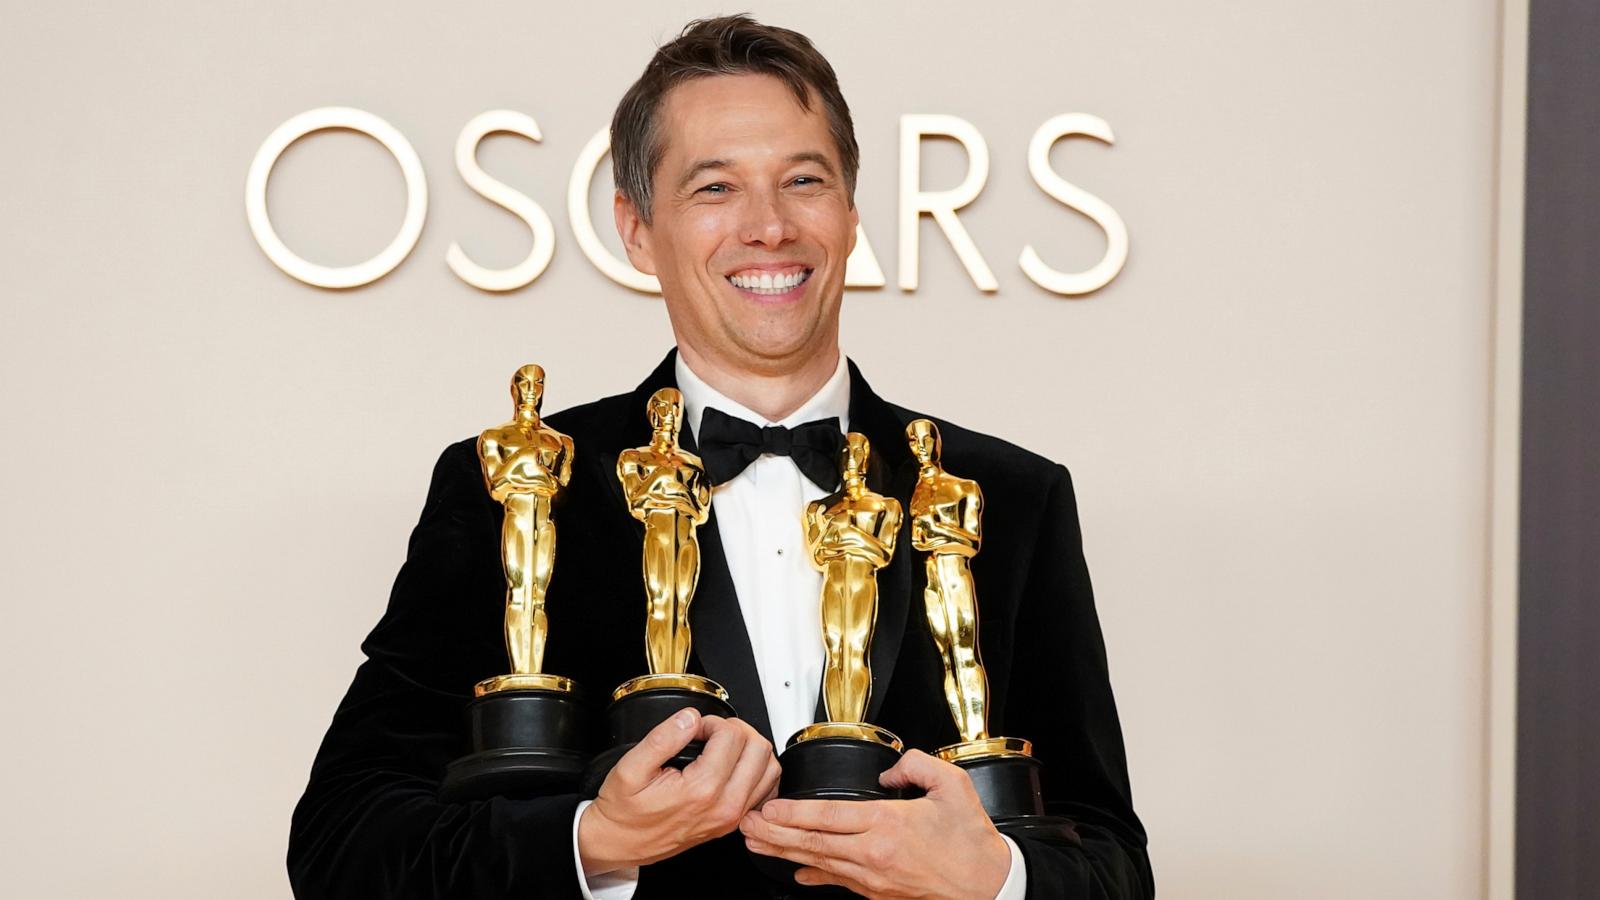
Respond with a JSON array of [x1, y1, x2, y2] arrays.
[[743, 834, 880, 896], [748, 756, 781, 811], [682, 715, 749, 783], [743, 818, 862, 860], [720, 729, 777, 814], [794, 865, 874, 896], [610, 707, 700, 791], [742, 829, 857, 876], [738, 806, 785, 845], [878, 748, 961, 794], [761, 797, 879, 833]]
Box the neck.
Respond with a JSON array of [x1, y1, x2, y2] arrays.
[[677, 343, 840, 422], [516, 407, 539, 425]]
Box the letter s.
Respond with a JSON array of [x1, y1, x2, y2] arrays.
[[1019, 113, 1128, 296]]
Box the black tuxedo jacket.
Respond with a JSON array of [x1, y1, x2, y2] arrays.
[[289, 350, 1153, 899]]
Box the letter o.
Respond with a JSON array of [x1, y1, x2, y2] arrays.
[[245, 107, 428, 289]]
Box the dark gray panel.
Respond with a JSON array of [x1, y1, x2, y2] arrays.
[[1517, 1, 1600, 897]]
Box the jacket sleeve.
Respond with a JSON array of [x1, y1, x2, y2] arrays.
[[287, 442, 587, 900], [1005, 465, 1155, 899]]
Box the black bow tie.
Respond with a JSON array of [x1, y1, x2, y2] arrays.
[[697, 406, 844, 490]]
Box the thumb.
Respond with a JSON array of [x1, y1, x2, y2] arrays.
[[611, 707, 700, 791], [878, 748, 960, 794]]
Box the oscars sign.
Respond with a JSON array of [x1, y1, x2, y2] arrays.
[[245, 107, 1129, 296]]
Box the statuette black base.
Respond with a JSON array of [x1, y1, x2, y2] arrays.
[[439, 687, 587, 801], [580, 680, 735, 797], [954, 751, 1081, 847], [752, 727, 905, 886], [777, 734, 903, 801]]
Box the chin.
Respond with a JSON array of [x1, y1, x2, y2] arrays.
[[729, 324, 834, 367]]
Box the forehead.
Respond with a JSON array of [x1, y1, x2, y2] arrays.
[[655, 73, 836, 169]]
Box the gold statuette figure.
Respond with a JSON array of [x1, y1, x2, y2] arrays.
[[475, 363, 576, 696], [440, 363, 585, 800], [795, 432, 903, 748], [613, 389, 727, 701], [907, 419, 1031, 763]]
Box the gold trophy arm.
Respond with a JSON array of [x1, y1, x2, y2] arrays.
[[878, 504, 903, 556], [557, 435, 575, 487], [917, 518, 981, 551], [803, 504, 830, 562], [616, 456, 648, 513], [690, 469, 713, 516], [477, 436, 505, 487], [962, 488, 983, 549], [876, 506, 902, 554], [665, 494, 708, 520], [827, 524, 895, 568], [624, 465, 706, 519]]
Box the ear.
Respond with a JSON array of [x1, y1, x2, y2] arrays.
[[846, 202, 860, 256], [613, 191, 658, 276]]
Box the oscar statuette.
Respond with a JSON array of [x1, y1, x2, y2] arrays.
[[776, 432, 906, 801], [583, 388, 735, 793], [906, 418, 1077, 845], [439, 364, 588, 800]]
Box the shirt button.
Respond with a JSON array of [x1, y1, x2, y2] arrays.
[[776, 548, 784, 556], [783, 680, 791, 688]]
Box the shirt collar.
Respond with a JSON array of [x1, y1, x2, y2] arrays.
[[675, 351, 852, 442]]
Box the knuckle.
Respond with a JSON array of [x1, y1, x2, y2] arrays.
[[863, 838, 893, 869], [713, 798, 745, 828], [683, 778, 717, 807], [822, 803, 846, 829]]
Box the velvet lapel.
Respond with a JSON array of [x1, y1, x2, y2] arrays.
[[614, 349, 774, 742], [808, 359, 918, 727]]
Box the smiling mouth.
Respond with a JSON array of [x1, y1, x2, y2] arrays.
[[726, 267, 813, 297]]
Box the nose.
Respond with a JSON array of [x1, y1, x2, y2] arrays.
[[738, 185, 796, 248]]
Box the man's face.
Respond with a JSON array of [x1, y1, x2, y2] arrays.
[[615, 73, 858, 376]]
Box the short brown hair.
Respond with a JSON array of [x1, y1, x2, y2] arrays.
[[610, 15, 859, 223]]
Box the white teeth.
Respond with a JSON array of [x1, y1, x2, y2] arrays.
[[728, 269, 811, 294]]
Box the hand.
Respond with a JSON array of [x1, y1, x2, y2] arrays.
[[739, 749, 1011, 900], [578, 708, 781, 877]]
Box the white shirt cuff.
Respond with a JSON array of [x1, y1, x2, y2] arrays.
[[993, 834, 1028, 900], [571, 800, 641, 900]]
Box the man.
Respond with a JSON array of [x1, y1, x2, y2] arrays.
[[289, 15, 1152, 900]]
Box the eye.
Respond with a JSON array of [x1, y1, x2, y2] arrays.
[[791, 175, 823, 187], [696, 182, 730, 194]]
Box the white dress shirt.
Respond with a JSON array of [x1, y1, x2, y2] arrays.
[[572, 352, 1025, 900]]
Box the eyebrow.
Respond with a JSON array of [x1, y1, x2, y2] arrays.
[[785, 151, 839, 177], [675, 152, 840, 192], [677, 158, 732, 192]]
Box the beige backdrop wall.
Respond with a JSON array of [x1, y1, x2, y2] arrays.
[[0, 1, 1502, 897]]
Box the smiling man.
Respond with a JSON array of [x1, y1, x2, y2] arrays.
[[289, 15, 1151, 900]]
